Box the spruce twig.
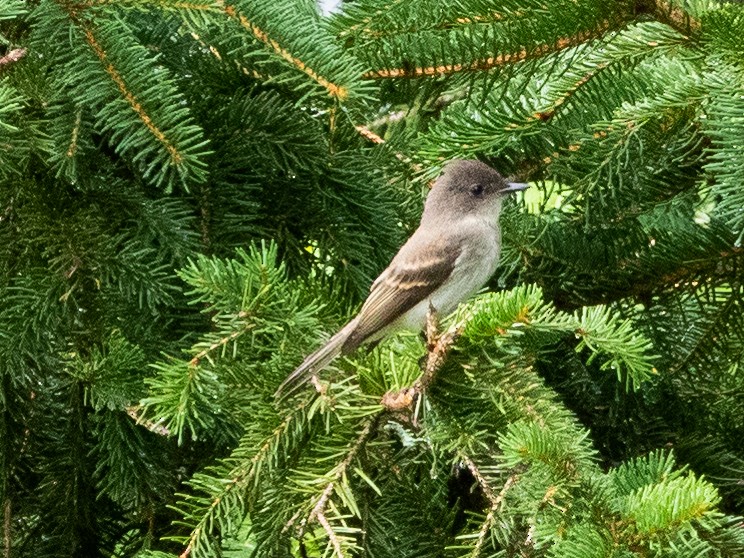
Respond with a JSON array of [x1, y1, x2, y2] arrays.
[[0, 48, 26, 71], [295, 418, 378, 553], [649, 0, 700, 35], [381, 306, 465, 413], [364, 21, 613, 79], [461, 457, 518, 558]]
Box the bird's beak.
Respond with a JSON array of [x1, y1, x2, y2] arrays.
[[500, 182, 530, 193]]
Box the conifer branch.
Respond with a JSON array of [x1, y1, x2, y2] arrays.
[[221, 2, 349, 100], [627, 246, 744, 300], [125, 406, 171, 436], [316, 510, 345, 557], [3, 497, 10, 558], [381, 307, 464, 412], [188, 314, 253, 367], [198, 184, 211, 250], [336, 0, 407, 39], [461, 458, 518, 558], [85, 0, 219, 9], [0, 48, 26, 71], [543, 244, 743, 310], [353, 123, 422, 173], [343, 6, 531, 40], [364, 110, 406, 131], [63, 10, 184, 165], [188, 31, 265, 80], [363, 21, 613, 79], [667, 291, 739, 375], [648, 0, 700, 35], [66, 109, 82, 158], [299, 419, 377, 536], [353, 124, 386, 146], [462, 457, 500, 505], [525, 64, 609, 125], [179, 412, 302, 558]]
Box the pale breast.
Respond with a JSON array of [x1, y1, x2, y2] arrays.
[[393, 218, 501, 331]]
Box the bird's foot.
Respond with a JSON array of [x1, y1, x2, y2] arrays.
[[425, 302, 441, 352], [381, 386, 416, 411]]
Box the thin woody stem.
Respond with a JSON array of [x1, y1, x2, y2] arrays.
[[0, 48, 26, 71], [381, 307, 466, 411], [3, 497, 11, 558], [125, 406, 170, 436], [317, 511, 345, 557], [648, 0, 700, 35], [364, 21, 614, 79], [461, 456, 519, 558], [292, 418, 377, 544]]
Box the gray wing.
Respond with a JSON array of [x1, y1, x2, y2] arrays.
[[342, 235, 460, 353]]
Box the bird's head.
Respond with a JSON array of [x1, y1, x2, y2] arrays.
[[422, 159, 528, 223]]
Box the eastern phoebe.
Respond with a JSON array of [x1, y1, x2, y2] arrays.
[[277, 159, 528, 397]]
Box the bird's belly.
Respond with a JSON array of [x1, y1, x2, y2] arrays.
[[392, 240, 500, 331]]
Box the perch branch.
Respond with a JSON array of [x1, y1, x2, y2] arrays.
[[0, 48, 26, 71]]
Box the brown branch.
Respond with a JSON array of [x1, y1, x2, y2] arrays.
[[3, 498, 10, 558], [648, 0, 700, 35], [353, 124, 387, 146], [364, 21, 613, 79], [221, 2, 349, 100], [381, 306, 465, 413], [125, 406, 171, 436], [288, 311, 468, 549], [290, 418, 377, 550], [83, 26, 182, 163], [460, 457, 518, 558], [353, 123, 423, 175], [0, 48, 26, 72], [316, 511, 345, 557], [61, 7, 184, 165], [289, 309, 481, 547]]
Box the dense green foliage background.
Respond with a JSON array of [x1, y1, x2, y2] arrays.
[[1, 0, 743, 556]]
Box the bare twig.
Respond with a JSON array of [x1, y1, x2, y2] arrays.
[[125, 406, 171, 436], [381, 306, 465, 412], [461, 456, 519, 558], [291, 418, 377, 545], [0, 48, 26, 71], [317, 511, 345, 557]]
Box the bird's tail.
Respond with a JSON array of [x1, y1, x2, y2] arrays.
[[275, 318, 358, 399]]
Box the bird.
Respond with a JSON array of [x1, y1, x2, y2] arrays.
[[277, 159, 528, 397]]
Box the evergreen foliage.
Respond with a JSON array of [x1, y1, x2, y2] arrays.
[[0, 1, 743, 557]]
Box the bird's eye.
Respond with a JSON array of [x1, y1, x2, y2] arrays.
[[470, 183, 485, 197]]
